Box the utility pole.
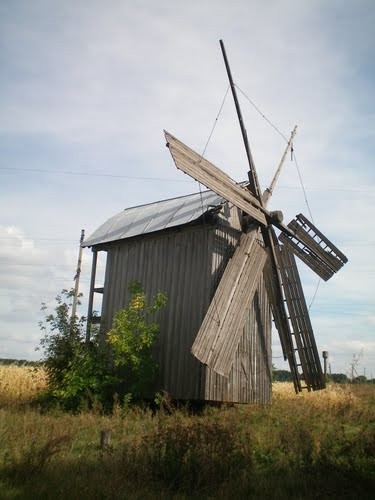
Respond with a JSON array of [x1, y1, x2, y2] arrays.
[[71, 229, 85, 324], [348, 351, 362, 382]]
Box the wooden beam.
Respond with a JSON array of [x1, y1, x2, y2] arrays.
[[279, 213, 348, 281], [277, 244, 325, 391], [86, 250, 98, 344], [191, 229, 267, 377], [263, 126, 297, 206], [165, 131, 267, 226]]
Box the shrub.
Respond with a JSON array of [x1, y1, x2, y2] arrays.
[[107, 281, 167, 398], [37, 283, 166, 411]]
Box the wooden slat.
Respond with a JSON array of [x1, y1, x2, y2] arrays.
[[263, 249, 302, 393], [279, 213, 348, 281], [165, 131, 267, 226], [279, 234, 334, 281], [277, 244, 325, 391], [192, 230, 258, 364], [288, 221, 344, 272], [191, 228, 267, 377], [296, 214, 348, 264]]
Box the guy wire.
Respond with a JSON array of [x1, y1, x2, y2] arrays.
[[197, 85, 230, 326], [234, 82, 321, 311]]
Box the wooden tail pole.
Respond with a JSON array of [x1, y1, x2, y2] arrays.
[[71, 229, 85, 324], [219, 39, 262, 202]]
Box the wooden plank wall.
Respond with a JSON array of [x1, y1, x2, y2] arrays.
[[204, 216, 272, 403], [100, 225, 213, 400], [98, 202, 272, 403]]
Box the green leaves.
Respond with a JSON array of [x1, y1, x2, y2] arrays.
[[107, 281, 167, 398], [38, 283, 167, 411]]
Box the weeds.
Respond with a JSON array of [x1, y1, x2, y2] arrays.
[[134, 415, 252, 493], [3, 435, 72, 482], [0, 367, 374, 498]]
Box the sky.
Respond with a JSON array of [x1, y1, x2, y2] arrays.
[[1, 0, 374, 378]]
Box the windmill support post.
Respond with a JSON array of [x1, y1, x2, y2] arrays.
[[86, 249, 98, 344]]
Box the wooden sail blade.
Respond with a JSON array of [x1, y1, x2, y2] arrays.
[[165, 131, 267, 226], [279, 213, 348, 281], [276, 244, 325, 391], [191, 229, 267, 378], [263, 240, 301, 393]]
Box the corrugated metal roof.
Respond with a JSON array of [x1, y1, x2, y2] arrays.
[[84, 190, 224, 247]]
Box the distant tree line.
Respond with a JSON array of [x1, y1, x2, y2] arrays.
[[273, 367, 374, 384], [0, 358, 42, 367]]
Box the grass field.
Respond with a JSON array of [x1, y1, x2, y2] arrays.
[[0, 365, 374, 499]]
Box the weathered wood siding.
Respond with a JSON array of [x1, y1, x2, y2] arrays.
[[204, 220, 272, 403], [100, 225, 213, 399], [98, 202, 272, 403]]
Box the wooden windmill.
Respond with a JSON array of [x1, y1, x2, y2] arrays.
[[164, 41, 348, 393]]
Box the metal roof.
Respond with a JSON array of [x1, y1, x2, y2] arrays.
[[84, 190, 224, 247]]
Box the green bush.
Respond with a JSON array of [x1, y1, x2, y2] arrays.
[[37, 283, 166, 411], [38, 289, 116, 411], [107, 281, 167, 398]]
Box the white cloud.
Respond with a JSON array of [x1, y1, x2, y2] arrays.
[[0, 0, 374, 373]]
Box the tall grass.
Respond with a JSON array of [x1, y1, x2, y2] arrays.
[[0, 365, 374, 498]]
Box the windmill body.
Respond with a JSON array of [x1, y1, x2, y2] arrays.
[[162, 41, 347, 393], [164, 126, 347, 393], [84, 41, 348, 400], [84, 190, 273, 403]]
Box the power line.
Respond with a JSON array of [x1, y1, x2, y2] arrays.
[[0, 166, 193, 183], [1, 236, 373, 248], [0, 262, 105, 268], [275, 185, 374, 194], [1, 166, 373, 194], [1, 262, 373, 272], [0, 237, 77, 242]]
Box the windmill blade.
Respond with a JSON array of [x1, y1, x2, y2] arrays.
[[263, 228, 325, 392], [262, 230, 302, 393], [276, 243, 326, 391], [165, 131, 267, 226], [191, 228, 267, 378], [279, 213, 348, 281]]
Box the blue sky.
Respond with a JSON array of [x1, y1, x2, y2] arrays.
[[0, 0, 374, 377]]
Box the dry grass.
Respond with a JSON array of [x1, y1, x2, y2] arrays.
[[0, 365, 47, 407], [273, 381, 359, 410], [0, 366, 374, 498]]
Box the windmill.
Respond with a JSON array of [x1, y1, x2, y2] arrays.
[[164, 40, 348, 393]]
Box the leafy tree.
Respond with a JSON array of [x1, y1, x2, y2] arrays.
[[273, 369, 292, 382], [329, 373, 349, 384], [107, 281, 167, 398], [38, 289, 85, 388], [38, 289, 116, 410], [37, 283, 166, 411]]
